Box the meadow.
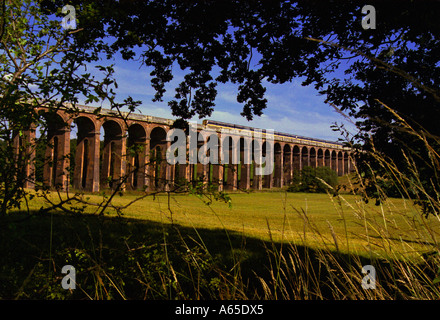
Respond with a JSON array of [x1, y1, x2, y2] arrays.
[[3, 181, 440, 300], [24, 187, 440, 260]]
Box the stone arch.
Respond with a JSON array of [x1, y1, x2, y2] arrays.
[[317, 148, 324, 167], [207, 131, 223, 190], [283, 144, 292, 185], [36, 107, 71, 125], [221, 134, 239, 190], [324, 149, 331, 168], [251, 139, 262, 190], [127, 123, 147, 190], [73, 116, 100, 192], [262, 140, 273, 188], [101, 120, 125, 189], [301, 146, 309, 169], [343, 152, 349, 175], [149, 126, 168, 190], [12, 124, 36, 189], [149, 125, 168, 145], [337, 151, 343, 176], [273, 142, 283, 187], [238, 136, 252, 189], [331, 150, 337, 172], [196, 130, 220, 186], [40, 111, 70, 190], [309, 147, 317, 168], [292, 145, 301, 174]]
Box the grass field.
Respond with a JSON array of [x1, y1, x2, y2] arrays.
[[21, 187, 440, 260], [3, 180, 440, 299]]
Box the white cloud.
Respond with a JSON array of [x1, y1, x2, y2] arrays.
[[138, 103, 175, 119], [217, 89, 238, 104]]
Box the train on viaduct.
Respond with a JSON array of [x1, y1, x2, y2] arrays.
[[15, 104, 353, 193]]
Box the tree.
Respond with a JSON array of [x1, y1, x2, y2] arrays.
[[0, 0, 139, 215], [288, 166, 338, 193], [61, 0, 440, 214]]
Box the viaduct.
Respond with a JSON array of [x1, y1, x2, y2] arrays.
[[15, 104, 353, 193]]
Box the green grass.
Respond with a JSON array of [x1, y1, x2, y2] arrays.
[[3, 187, 440, 299], [19, 188, 440, 260]]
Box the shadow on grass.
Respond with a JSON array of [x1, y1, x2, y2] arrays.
[[0, 211, 434, 300]]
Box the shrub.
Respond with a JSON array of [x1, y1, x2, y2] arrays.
[[287, 166, 338, 193]]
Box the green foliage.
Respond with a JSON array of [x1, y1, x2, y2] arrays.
[[0, 1, 140, 214], [287, 166, 338, 193]]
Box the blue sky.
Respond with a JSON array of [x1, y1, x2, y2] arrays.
[[82, 49, 358, 143]]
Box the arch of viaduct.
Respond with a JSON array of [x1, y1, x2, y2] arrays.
[[16, 104, 353, 192]]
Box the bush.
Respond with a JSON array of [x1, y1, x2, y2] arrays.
[[287, 166, 338, 193]]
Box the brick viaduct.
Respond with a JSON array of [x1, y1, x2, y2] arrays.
[[16, 104, 353, 192]]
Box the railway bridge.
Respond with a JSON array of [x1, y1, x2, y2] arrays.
[[15, 104, 353, 192]]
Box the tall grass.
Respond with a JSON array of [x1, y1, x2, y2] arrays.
[[248, 99, 440, 300], [253, 189, 440, 300]]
